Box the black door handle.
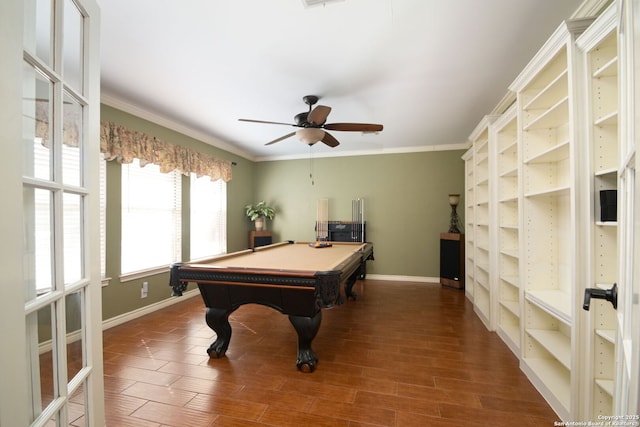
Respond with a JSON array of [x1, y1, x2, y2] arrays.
[[583, 283, 617, 311]]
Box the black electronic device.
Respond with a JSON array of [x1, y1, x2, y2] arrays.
[[600, 190, 617, 222]]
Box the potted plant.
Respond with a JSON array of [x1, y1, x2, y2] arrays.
[[245, 201, 275, 231]]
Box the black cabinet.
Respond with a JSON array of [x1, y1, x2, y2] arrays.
[[440, 233, 464, 289], [327, 221, 365, 242]]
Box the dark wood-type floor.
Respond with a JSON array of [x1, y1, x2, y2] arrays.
[[97, 280, 558, 426]]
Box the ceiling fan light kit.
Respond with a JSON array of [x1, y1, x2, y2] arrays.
[[296, 128, 325, 145], [238, 95, 383, 148]]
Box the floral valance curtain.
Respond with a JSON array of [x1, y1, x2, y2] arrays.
[[33, 100, 82, 147], [100, 121, 232, 182]]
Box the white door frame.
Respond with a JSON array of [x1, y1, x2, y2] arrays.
[[0, 0, 104, 425], [0, 1, 31, 423]]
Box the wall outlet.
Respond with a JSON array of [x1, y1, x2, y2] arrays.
[[141, 281, 148, 298]]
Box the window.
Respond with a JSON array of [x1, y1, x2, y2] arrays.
[[190, 174, 227, 259], [121, 158, 182, 276]]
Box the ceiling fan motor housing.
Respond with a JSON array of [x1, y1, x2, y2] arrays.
[[294, 112, 309, 126]]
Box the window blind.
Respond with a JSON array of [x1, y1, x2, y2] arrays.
[[121, 159, 181, 275], [190, 174, 227, 260]]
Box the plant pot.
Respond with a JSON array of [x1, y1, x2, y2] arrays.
[[254, 217, 264, 231]]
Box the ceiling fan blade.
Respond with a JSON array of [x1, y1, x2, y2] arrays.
[[307, 105, 331, 125], [239, 118, 296, 126], [323, 123, 383, 132], [321, 132, 340, 147], [265, 131, 296, 145]]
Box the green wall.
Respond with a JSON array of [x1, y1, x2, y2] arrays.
[[252, 151, 466, 277], [100, 105, 253, 320], [100, 104, 465, 321]]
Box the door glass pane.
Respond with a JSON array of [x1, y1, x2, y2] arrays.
[[24, 187, 54, 298], [23, 0, 52, 66], [66, 291, 84, 382], [64, 193, 83, 284], [63, 0, 83, 92], [68, 382, 86, 425], [26, 305, 56, 423], [63, 92, 82, 186], [23, 63, 52, 181]]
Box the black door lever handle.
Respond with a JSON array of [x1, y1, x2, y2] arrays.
[[583, 283, 617, 311]]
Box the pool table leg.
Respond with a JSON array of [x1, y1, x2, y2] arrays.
[[204, 307, 232, 358], [288, 312, 322, 373], [345, 270, 359, 300]]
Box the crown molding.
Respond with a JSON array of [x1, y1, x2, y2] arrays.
[[101, 93, 257, 161], [571, 0, 612, 18], [254, 142, 469, 162], [468, 114, 500, 142], [510, 17, 595, 92], [490, 91, 516, 116]]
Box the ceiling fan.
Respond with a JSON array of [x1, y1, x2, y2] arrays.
[[238, 95, 383, 147]]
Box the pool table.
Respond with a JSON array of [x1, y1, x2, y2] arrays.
[[169, 240, 374, 372]]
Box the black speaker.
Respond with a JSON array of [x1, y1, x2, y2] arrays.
[[440, 240, 459, 278], [600, 190, 617, 222], [440, 233, 464, 289], [254, 235, 272, 247]]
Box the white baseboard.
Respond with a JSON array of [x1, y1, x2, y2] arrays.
[[38, 289, 200, 354], [101, 276, 439, 332], [365, 274, 439, 283], [102, 288, 200, 331]]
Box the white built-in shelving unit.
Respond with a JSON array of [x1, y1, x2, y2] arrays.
[[491, 104, 521, 356], [576, 5, 619, 419], [465, 116, 498, 329], [509, 18, 594, 419], [462, 149, 475, 302], [461, 0, 640, 420]]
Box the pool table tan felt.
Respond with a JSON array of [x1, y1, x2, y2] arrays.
[[192, 241, 366, 272]]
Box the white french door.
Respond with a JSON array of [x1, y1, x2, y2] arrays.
[[0, 0, 104, 425], [615, 0, 640, 416]]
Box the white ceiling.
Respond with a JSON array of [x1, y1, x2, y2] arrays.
[[99, 0, 584, 161]]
